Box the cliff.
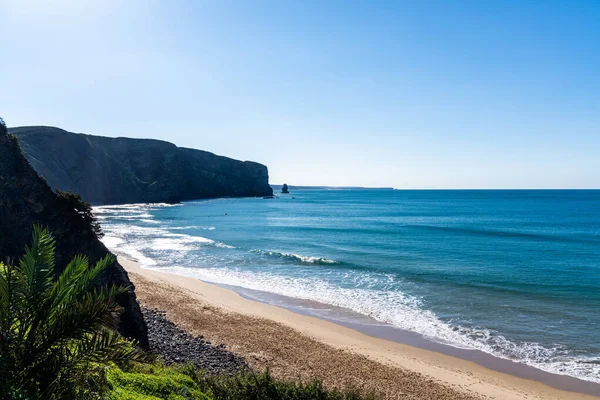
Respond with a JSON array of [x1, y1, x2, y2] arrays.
[[10, 126, 273, 205], [0, 123, 149, 348]]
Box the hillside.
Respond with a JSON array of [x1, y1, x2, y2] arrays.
[[10, 126, 273, 205], [0, 122, 148, 348]]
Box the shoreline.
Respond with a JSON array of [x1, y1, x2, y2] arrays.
[[210, 282, 600, 395], [121, 257, 600, 400]]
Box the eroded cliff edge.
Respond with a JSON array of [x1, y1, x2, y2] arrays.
[[0, 124, 149, 348], [10, 126, 273, 205]]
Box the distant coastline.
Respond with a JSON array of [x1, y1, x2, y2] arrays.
[[270, 184, 395, 190]]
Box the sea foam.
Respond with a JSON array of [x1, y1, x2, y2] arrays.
[[94, 198, 600, 384]]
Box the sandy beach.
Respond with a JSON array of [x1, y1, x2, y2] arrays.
[[121, 257, 600, 400]]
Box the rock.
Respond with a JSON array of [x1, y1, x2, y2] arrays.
[[9, 126, 273, 205], [281, 183, 289, 194], [142, 308, 246, 374], [0, 122, 148, 348]]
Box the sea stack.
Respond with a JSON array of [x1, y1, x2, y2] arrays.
[[282, 183, 289, 194]]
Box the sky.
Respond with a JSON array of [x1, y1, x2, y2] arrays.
[[1, 0, 599, 188]]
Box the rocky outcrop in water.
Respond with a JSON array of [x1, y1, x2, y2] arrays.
[[10, 126, 273, 205], [0, 122, 148, 348]]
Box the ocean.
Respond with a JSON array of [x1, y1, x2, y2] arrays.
[[94, 189, 600, 383]]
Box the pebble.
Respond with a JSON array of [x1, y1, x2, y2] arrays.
[[142, 307, 247, 374]]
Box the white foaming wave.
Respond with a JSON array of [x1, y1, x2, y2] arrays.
[[100, 229, 158, 267], [162, 233, 235, 248], [290, 254, 338, 264], [152, 265, 600, 383], [140, 219, 161, 224], [101, 223, 235, 255], [104, 213, 154, 220], [93, 202, 181, 211], [150, 238, 195, 251], [102, 224, 169, 238], [114, 245, 157, 267], [146, 203, 183, 208], [215, 242, 235, 249], [170, 226, 216, 231], [101, 235, 124, 248], [251, 250, 339, 265], [93, 203, 180, 222]]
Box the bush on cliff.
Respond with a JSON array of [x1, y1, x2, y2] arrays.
[[55, 190, 104, 239], [0, 226, 147, 399], [105, 363, 371, 400], [105, 363, 210, 400], [192, 368, 370, 400]]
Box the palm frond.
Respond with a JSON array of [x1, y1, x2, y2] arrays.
[[16, 225, 56, 345], [49, 254, 89, 310], [0, 226, 148, 399]]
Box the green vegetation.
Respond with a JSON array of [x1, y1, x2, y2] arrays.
[[193, 369, 370, 400], [55, 190, 104, 238], [0, 226, 146, 399], [105, 363, 209, 400], [105, 363, 371, 400], [0, 226, 371, 399]]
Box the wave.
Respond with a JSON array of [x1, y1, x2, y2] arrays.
[[153, 265, 600, 383], [93, 202, 181, 211], [251, 249, 341, 265], [102, 235, 124, 248], [100, 222, 235, 261], [169, 226, 216, 231], [95, 201, 600, 384], [163, 233, 234, 249], [100, 213, 154, 220], [111, 244, 157, 267]]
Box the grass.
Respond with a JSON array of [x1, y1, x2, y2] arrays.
[[106, 363, 373, 400]]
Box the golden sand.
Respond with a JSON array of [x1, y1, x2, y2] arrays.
[[121, 257, 598, 400]]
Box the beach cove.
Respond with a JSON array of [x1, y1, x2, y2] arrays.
[[96, 190, 600, 386], [121, 257, 600, 400]]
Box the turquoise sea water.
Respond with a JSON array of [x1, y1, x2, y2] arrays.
[[95, 189, 600, 383]]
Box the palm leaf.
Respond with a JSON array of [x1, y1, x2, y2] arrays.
[[0, 226, 148, 399]]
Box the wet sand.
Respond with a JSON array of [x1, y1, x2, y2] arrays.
[[121, 257, 600, 400]]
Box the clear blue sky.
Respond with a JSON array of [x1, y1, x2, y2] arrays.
[[2, 1, 599, 188]]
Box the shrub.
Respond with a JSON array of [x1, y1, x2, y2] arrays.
[[106, 363, 209, 400], [105, 364, 372, 400], [55, 190, 104, 238], [0, 226, 147, 399], [190, 369, 371, 400]]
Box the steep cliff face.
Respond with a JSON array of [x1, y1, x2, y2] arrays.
[[0, 125, 149, 348], [10, 126, 273, 205]]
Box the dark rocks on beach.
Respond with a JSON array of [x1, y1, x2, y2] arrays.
[[143, 307, 247, 374], [281, 183, 289, 194]]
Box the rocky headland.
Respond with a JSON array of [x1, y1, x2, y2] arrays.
[[10, 126, 273, 205]]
